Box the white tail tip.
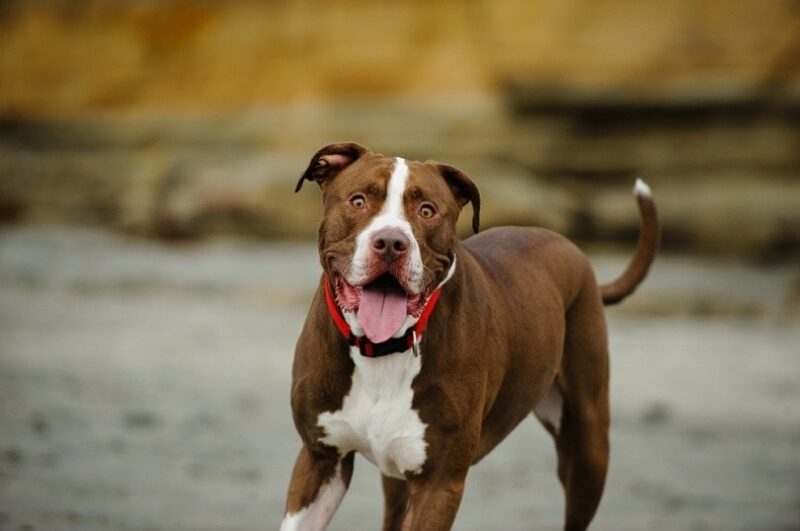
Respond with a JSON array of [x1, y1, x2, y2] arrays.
[[634, 178, 652, 197]]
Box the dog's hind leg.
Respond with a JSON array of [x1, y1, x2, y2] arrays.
[[538, 281, 610, 531], [381, 475, 409, 531], [554, 389, 609, 531]]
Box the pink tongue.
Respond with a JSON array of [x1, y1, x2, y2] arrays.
[[357, 277, 408, 343]]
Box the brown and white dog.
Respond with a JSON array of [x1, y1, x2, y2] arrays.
[[281, 142, 659, 530]]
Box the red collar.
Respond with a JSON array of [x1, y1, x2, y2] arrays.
[[323, 273, 443, 358]]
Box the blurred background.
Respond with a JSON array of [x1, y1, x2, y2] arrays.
[[0, 1, 798, 530]]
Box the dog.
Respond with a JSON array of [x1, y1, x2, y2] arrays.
[[280, 142, 659, 530]]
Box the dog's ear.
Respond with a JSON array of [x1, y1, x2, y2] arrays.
[[432, 163, 481, 233], [295, 142, 369, 193]]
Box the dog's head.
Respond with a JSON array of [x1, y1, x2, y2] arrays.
[[296, 142, 480, 343]]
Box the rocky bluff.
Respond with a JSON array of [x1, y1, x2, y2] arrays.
[[1, 1, 798, 259]]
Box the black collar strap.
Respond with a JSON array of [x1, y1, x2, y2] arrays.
[[347, 329, 417, 358]]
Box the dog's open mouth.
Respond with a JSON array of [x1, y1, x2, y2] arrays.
[[357, 274, 408, 343], [334, 272, 427, 343]]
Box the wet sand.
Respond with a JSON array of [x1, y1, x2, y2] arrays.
[[1, 227, 798, 530]]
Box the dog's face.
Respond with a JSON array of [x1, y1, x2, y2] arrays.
[[296, 142, 480, 342]]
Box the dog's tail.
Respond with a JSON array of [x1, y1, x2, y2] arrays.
[[599, 179, 661, 305]]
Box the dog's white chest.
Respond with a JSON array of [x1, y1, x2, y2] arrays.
[[317, 348, 427, 479]]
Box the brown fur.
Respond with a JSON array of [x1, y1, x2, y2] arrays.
[[283, 143, 660, 530]]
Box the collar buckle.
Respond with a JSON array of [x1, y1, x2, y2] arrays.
[[411, 330, 420, 357]]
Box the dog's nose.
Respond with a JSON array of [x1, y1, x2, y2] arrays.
[[371, 228, 410, 261]]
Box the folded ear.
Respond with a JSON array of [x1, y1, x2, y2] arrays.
[[432, 163, 481, 233], [295, 142, 369, 193]]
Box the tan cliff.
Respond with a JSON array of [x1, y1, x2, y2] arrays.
[[1, 1, 799, 258]]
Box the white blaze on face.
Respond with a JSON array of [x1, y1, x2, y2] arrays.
[[348, 157, 424, 293]]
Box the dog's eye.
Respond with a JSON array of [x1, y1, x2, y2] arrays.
[[419, 203, 436, 218], [350, 195, 366, 209]]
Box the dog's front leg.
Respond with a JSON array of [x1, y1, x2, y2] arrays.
[[400, 468, 469, 531], [280, 447, 354, 531]]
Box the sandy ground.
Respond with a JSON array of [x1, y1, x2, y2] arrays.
[[0, 227, 798, 531]]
